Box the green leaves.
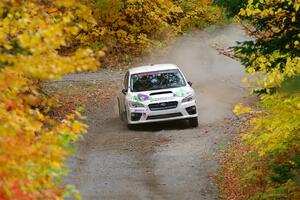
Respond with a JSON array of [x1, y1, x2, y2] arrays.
[[236, 0, 300, 89], [214, 0, 247, 17]]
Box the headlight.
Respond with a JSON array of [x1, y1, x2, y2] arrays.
[[182, 94, 194, 103], [128, 101, 145, 108]]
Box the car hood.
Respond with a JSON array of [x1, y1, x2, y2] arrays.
[[127, 86, 194, 103]]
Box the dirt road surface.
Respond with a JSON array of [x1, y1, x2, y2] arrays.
[[61, 24, 253, 200]]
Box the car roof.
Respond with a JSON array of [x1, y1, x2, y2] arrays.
[[128, 64, 179, 74]]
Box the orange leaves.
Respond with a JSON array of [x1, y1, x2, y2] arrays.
[[3, 100, 17, 110], [23, 95, 41, 107], [0, 0, 99, 199]]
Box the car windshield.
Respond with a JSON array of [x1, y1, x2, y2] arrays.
[[130, 69, 186, 92]]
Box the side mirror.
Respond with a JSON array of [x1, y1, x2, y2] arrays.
[[188, 81, 193, 87], [122, 88, 128, 95]]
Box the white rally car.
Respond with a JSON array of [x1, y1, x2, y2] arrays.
[[117, 64, 198, 129]]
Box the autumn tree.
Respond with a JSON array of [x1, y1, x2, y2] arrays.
[[174, 0, 222, 31], [214, 0, 247, 17], [0, 0, 101, 199], [219, 0, 300, 199], [235, 0, 300, 90], [0, 0, 223, 199], [79, 0, 222, 67]]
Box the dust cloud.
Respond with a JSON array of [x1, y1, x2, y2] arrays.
[[142, 24, 248, 84], [141, 24, 252, 124]]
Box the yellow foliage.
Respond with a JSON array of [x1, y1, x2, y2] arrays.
[[79, 0, 222, 66], [223, 0, 300, 198], [0, 0, 223, 198], [0, 0, 99, 199], [233, 103, 252, 116]]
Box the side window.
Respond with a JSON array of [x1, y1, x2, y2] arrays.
[[123, 72, 129, 89]]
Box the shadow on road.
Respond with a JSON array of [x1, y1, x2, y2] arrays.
[[126, 119, 192, 132]]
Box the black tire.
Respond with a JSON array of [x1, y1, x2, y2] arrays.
[[189, 117, 198, 128], [117, 99, 123, 121]]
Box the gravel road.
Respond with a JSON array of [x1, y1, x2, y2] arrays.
[[63, 24, 254, 200]]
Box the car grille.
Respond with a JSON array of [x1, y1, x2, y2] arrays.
[[146, 112, 183, 120], [148, 101, 178, 111]]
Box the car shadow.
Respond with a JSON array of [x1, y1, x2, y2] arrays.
[[131, 119, 192, 132]]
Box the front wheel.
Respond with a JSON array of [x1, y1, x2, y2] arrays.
[[189, 117, 198, 128]]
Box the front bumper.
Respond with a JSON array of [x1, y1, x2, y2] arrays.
[[127, 100, 198, 124]]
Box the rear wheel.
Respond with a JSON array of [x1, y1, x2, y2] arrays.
[[117, 99, 123, 121], [189, 117, 198, 128]]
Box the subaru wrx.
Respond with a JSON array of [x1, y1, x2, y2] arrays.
[[117, 64, 198, 129]]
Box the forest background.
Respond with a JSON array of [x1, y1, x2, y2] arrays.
[[0, 0, 299, 199]]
